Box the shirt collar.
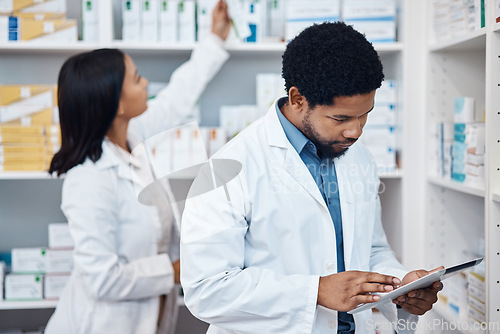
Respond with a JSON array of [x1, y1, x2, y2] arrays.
[[275, 97, 312, 155]]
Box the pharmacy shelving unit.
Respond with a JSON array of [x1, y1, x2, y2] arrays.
[[419, 0, 500, 332], [0, 0, 423, 331]]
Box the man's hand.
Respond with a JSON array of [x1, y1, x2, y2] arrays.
[[212, 0, 231, 41], [318, 271, 401, 312], [392, 266, 444, 315]]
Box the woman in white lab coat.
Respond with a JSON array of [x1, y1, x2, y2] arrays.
[[44, 2, 230, 333]]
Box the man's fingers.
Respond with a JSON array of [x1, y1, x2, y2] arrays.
[[363, 272, 401, 286], [357, 282, 394, 295], [352, 294, 381, 306]]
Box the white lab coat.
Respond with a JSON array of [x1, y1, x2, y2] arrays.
[[45, 34, 229, 334], [180, 100, 418, 334]]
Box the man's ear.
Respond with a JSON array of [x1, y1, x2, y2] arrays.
[[288, 87, 307, 113]]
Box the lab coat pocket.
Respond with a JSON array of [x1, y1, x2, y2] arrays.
[[352, 200, 376, 270]]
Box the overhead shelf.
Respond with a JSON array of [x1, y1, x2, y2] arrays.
[[0, 172, 57, 180], [429, 28, 486, 52], [110, 41, 403, 54], [0, 41, 101, 53], [428, 175, 485, 198], [0, 300, 57, 310]]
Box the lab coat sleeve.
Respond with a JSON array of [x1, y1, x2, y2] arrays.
[[129, 33, 230, 143], [180, 170, 319, 333], [62, 167, 175, 301]]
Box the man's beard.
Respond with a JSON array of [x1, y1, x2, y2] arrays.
[[301, 110, 356, 160]]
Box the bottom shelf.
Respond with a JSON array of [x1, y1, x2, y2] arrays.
[[0, 300, 57, 310]]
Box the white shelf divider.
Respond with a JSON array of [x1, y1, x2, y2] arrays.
[[378, 169, 403, 179], [494, 22, 500, 33], [428, 175, 485, 198], [0, 300, 57, 310], [492, 193, 500, 203], [429, 28, 486, 52]]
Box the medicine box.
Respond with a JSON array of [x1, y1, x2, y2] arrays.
[[123, 0, 141, 41], [46, 249, 73, 274], [178, 0, 195, 43], [11, 247, 47, 273], [44, 274, 70, 299], [141, 0, 159, 42], [5, 274, 43, 300], [285, 0, 340, 41], [48, 223, 74, 249], [159, 0, 178, 42], [82, 0, 98, 42]]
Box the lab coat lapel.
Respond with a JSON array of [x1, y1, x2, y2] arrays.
[[334, 154, 355, 271], [284, 148, 328, 209], [264, 100, 328, 210]]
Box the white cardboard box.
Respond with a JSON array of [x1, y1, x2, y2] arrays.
[[82, 0, 98, 42], [0, 261, 5, 300], [159, 0, 178, 42], [178, 0, 195, 43], [48, 223, 74, 249], [5, 274, 43, 300], [123, 0, 141, 41], [285, 0, 340, 41], [46, 249, 73, 274], [141, 0, 159, 42], [11, 247, 47, 273], [44, 274, 70, 299]]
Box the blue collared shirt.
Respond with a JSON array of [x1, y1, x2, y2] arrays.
[[276, 98, 355, 333]]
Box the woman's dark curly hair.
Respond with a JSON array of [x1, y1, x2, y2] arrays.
[[282, 21, 384, 108]]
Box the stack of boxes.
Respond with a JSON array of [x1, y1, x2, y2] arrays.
[[438, 272, 469, 320], [432, 0, 485, 43], [122, 0, 399, 44], [451, 97, 485, 185], [467, 264, 486, 327], [0, 0, 77, 43], [2, 223, 73, 302], [0, 85, 60, 172], [431, 97, 485, 186], [361, 80, 398, 173], [44, 223, 74, 300], [342, 0, 397, 43], [219, 72, 285, 141], [147, 125, 228, 176], [284, 0, 340, 42]]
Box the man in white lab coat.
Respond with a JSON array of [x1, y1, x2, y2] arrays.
[[180, 22, 442, 334]]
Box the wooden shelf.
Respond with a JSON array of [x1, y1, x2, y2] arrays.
[[429, 28, 486, 52], [0, 300, 57, 310], [428, 176, 485, 198]]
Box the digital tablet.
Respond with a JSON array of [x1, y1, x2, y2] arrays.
[[347, 258, 483, 314]]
